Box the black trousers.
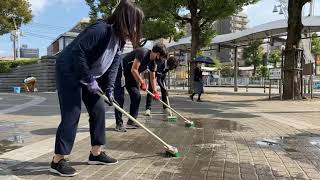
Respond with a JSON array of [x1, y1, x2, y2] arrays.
[[54, 65, 106, 155], [145, 79, 167, 110], [114, 64, 141, 125]]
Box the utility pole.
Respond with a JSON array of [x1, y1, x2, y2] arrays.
[[10, 16, 20, 60], [10, 31, 16, 60]]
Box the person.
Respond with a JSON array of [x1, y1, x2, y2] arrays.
[[23, 74, 37, 92], [50, 0, 144, 177], [114, 43, 167, 132], [144, 56, 178, 116], [190, 62, 204, 102]]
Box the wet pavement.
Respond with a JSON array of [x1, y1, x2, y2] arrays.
[[1, 91, 320, 179]]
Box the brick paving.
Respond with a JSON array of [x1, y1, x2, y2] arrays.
[[2, 91, 320, 179]]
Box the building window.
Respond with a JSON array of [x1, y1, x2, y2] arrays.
[[65, 37, 75, 47]]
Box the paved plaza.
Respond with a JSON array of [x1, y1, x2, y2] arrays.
[[1, 88, 320, 179]]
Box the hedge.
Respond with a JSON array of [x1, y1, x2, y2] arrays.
[[0, 59, 39, 73]]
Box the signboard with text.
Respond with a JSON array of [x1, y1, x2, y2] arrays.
[[269, 68, 281, 80]]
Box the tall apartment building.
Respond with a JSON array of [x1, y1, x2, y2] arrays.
[[215, 12, 248, 66]]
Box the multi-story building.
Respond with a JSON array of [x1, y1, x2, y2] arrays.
[[47, 17, 134, 56], [47, 18, 90, 56], [215, 12, 248, 66], [20, 45, 39, 58]]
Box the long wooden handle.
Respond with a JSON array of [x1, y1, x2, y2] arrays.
[[97, 91, 171, 148], [146, 90, 191, 123], [166, 95, 173, 117]]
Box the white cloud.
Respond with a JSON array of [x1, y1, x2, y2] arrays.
[[28, 0, 48, 15], [28, 0, 80, 15]]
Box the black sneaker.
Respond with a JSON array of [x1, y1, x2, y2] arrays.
[[49, 159, 77, 177], [126, 120, 140, 129], [115, 123, 127, 132], [88, 151, 118, 165], [189, 95, 194, 101]]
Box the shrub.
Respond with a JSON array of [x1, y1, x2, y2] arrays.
[[0, 59, 39, 73]]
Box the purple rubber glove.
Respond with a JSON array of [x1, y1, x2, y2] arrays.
[[87, 80, 101, 94], [104, 88, 114, 106]]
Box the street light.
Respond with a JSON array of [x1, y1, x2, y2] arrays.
[[272, 5, 284, 15], [272, 4, 287, 19], [279, 8, 284, 15], [273, 5, 279, 13]]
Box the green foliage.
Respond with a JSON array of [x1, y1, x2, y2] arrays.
[[85, 0, 259, 49], [85, 0, 119, 22], [243, 40, 264, 76], [312, 33, 320, 55], [257, 65, 268, 78], [0, 59, 38, 73], [0, 0, 32, 35], [220, 64, 234, 77], [269, 49, 281, 67], [211, 58, 222, 69]]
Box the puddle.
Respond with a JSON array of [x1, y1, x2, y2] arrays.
[[0, 140, 22, 155], [256, 138, 281, 146], [0, 120, 32, 154], [256, 136, 318, 153], [193, 119, 247, 131], [309, 138, 320, 146]]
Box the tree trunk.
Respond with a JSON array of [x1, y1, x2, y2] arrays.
[[188, 0, 200, 93], [253, 65, 256, 76], [283, 0, 310, 100]]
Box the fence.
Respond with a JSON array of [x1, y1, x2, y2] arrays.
[[166, 75, 280, 89]]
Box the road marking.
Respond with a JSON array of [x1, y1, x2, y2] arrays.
[[0, 94, 46, 115], [0, 118, 115, 179]]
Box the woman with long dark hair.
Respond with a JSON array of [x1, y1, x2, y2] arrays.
[[50, 0, 144, 177]]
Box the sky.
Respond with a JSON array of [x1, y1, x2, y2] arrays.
[[0, 0, 319, 57]]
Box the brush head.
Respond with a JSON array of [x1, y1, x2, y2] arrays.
[[164, 146, 180, 157], [185, 121, 195, 128], [164, 116, 177, 122]]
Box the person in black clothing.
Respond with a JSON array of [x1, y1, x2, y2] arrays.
[[50, 0, 144, 177], [144, 56, 178, 116], [114, 43, 167, 132], [190, 62, 204, 102]]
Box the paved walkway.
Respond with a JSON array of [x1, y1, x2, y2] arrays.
[[1, 90, 320, 179]]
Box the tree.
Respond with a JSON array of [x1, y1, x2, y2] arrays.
[[220, 64, 234, 77], [0, 0, 32, 36], [243, 40, 263, 76], [283, 0, 311, 100], [212, 58, 221, 69], [312, 33, 320, 55], [85, 0, 260, 91], [257, 65, 268, 78], [85, 0, 185, 46], [269, 49, 281, 67]]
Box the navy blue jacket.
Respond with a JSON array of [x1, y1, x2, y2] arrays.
[[56, 20, 124, 90], [155, 59, 168, 90]]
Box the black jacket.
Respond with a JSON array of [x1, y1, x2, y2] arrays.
[[56, 20, 124, 90]]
